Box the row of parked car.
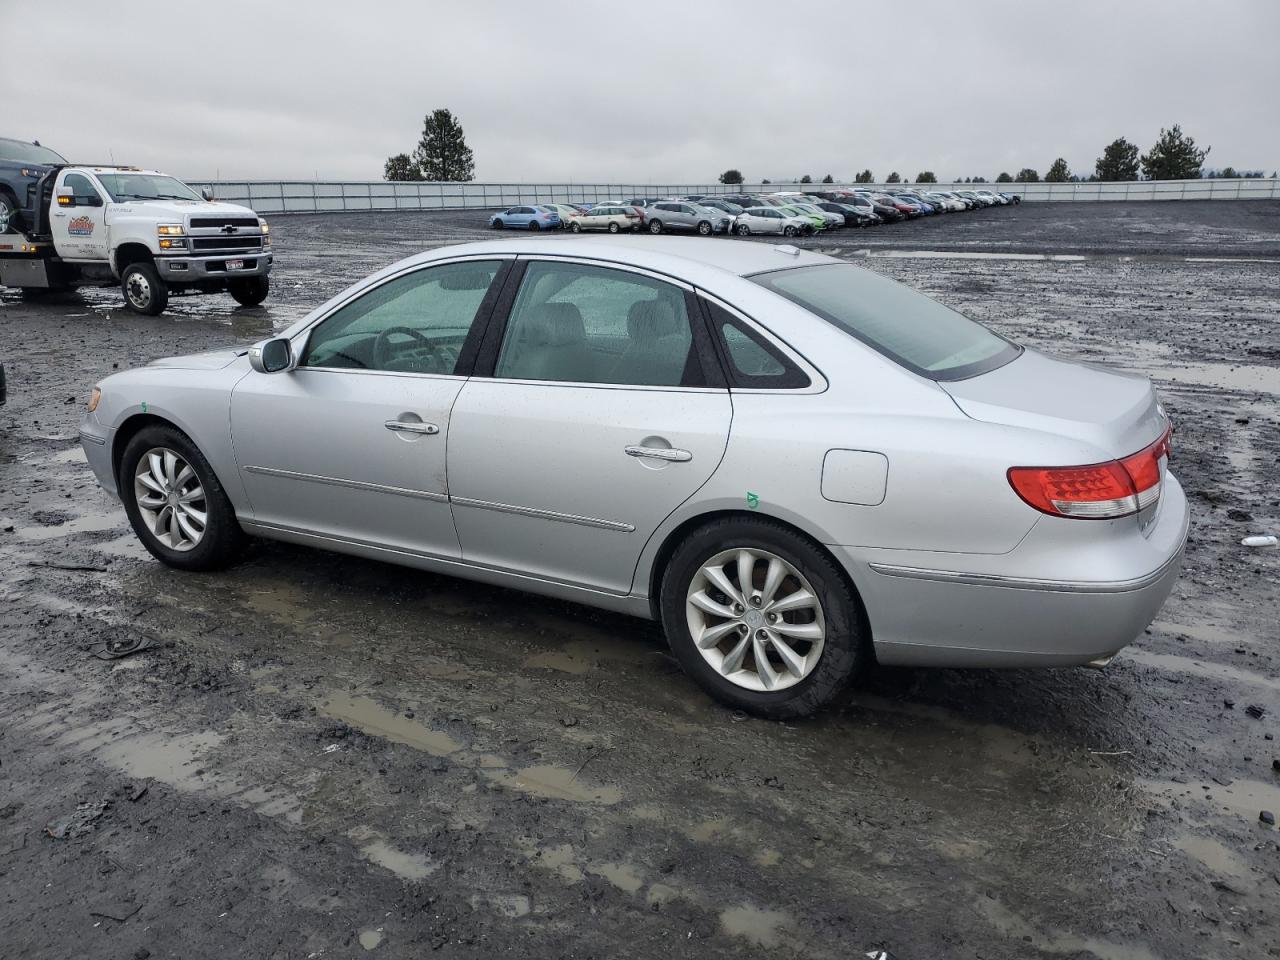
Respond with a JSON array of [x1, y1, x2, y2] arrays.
[[487, 187, 1020, 236]]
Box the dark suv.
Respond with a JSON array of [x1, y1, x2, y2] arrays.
[[0, 138, 66, 234]]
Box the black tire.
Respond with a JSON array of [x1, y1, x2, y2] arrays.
[[608, 221, 620, 234], [783, 225, 797, 238], [0, 193, 19, 234], [229, 275, 269, 307], [648, 219, 663, 234], [120, 261, 168, 316], [736, 224, 751, 236], [528, 220, 540, 231], [697, 220, 712, 236], [659, 517, 869, 719], [570, 221, 582, 233], [492, 218, 505, 229], [119, 424, 248, 571]]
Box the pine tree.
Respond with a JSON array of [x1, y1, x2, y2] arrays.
[[1045, 158, 1071, 182], [383, 153, 423, 182], [413, 109, 475, 182], [719, 169, 744, 184], [1015, 168, 1040, 183], [995, 171, 1013, 183], [821, 174, 834, 184], [886, 171, 901, 183], [1095, 137, 1140, 181], [1141, 125, 1210, 180], [914, 171, 937, 183], [854, 169, 874, 183], [799, 174, 813, 184]]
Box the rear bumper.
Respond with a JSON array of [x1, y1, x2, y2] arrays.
[[155, 252, 272, 281], [839, 474, 1191, 668]]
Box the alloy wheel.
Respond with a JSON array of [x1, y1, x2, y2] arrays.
[[133, 447, 207, 551], [685, 548, 826, 692]]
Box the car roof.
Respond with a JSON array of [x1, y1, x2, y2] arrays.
[[396, 235, 837, 282]]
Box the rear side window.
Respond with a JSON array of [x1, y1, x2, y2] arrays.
[[496, 261, 708, 387], [749, 263, 1019, 381], [702, 300, 810, 389]]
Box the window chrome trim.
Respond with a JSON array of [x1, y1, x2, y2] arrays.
[[243, 465, 448, 503], [512, 254, 695, 292], [451, 496, 635, 533], [694, 289, 828, 394]]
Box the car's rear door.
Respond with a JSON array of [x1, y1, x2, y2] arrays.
[[446, 257, 732, 595], [229, 256, 510, 557]]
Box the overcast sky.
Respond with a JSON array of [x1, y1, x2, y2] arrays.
[[5, 1, 1276, 184]]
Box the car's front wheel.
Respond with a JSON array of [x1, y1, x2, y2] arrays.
[[648, 219, 664, 234], [570, 221, 582, 233], [697, 220, 712, 236], [119, 424, 247, 571], [660, 517, 868, 718], [783, 225, 797, 237], [736, 224, 751, 236]]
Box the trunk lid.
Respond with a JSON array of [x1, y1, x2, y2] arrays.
[[941, 348, 1165, 459]]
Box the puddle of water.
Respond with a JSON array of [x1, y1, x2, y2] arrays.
[[358, 839, 437, 881], [16, 513, 121, 540], [96, 533, 151, 561], [1125, 649, 1280, 693], [244, 582, 314, 621], [1142, 777, 1280, 824], [1171, 835, 1254, 883], [527, 843, 585, 883], [588, 861, 643, 893], [976, 898, 1162, 960], [359, 929, 383, 951], [95, 730, 225, 787], [1152, 363, 1280, 396], [317, 692, 462, 756], [486, 764, 623, 805], [720, 905, 790, 949], [486, 894, 531, 918]]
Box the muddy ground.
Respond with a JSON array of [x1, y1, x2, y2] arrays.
[[1, 202, 1278, 960]]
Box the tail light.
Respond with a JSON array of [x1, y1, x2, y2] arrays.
[[1008, 426, 1172, 520]]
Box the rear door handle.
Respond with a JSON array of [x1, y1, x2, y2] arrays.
[[385, 419, 439, 435], [625, 445, 692, 462]]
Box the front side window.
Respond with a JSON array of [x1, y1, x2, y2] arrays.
[[750, 263, 1019, 380], [303, 260, 501, 374], [495, 261, 706, 387], [63, 173, 101, 205]]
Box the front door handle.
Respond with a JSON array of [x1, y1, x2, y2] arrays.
[[385, 419, 439, 435], [625, 445, 692, 462]]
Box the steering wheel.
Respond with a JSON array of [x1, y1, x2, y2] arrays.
[[373, 326, 442, 370]]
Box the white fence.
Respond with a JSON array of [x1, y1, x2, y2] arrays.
[[186, 177, 1280, 215]]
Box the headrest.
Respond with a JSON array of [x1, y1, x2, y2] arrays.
[[525, 302, 586, 347], [626, 299, 678, 342]]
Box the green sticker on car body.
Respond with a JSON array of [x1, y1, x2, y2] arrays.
[[746, 491, 760, 509], [140, 401, 147, 413]]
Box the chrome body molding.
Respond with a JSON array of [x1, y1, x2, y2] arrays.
[[450, 496, 635, 533], [868, 548, 1185, 595], [78, 430, 107, 445], [242, 464, 448, 503]]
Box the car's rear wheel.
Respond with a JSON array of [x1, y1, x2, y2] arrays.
[[648, 219, 663, 234], [119, 424, 247, 571], [608, 221, 620, 234], [660, 517, 868, 719], [736, 224, 751, 236], [697, 221, 712, 236], [528, 221, 540, 231], [783, 225, 797, 238], [120, 262, 169, 316]]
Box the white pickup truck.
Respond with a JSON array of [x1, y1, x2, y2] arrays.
[[0, 161, 272, 316]]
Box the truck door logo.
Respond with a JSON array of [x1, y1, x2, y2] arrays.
[[68, 216, 95, 237]]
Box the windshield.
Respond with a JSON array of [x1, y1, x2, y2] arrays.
[[0, 138, 66, 165], [750, 263, 1020, 380], [97, 173, 201, 202]]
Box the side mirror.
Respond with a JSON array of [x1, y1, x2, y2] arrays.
[[249, 337, 293, 374], [201, 186, 215, 201]]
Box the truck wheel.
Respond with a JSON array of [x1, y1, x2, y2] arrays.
[[0, 194, 19, 234], [229, 275, 270, 307], [120, 262, 168, 316]]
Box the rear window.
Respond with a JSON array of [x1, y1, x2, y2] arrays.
[[750, 263, 1020, 381]]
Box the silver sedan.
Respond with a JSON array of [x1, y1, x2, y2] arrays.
[[80, 237, 1188, 718]]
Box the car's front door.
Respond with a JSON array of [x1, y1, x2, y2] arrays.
[[229, 256, 509, 557], [447, 258, 732, 595], [48, 171, 110, 261]]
